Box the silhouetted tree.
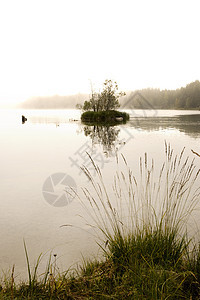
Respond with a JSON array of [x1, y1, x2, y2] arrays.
[[82, 79, 126, 112]]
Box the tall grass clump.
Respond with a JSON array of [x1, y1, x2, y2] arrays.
[[1, 144, 200, 299], [77, 143, 200, 298]]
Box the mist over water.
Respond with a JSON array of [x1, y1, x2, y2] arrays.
[[1, 108, 200, 281]]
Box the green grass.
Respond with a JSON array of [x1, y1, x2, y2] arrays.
[[81, 110, 130, 125], [1, 143, 200, 299]]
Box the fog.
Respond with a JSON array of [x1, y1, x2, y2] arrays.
[[18, 94, 90, 109], [0, 1, 199, 109], [15, 80, 200, 110]]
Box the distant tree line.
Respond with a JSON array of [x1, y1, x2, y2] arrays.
[[121, 80, 200, 109], [19, 80, 200, 110]]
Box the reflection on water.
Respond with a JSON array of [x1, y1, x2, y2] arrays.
[[83, 125, 120, 156], [129, 114, 200, 138], [18, 109, 200, 140], [15, 109, 200, 140]]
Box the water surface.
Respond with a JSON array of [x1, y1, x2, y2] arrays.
[[1, 109, 200, 280]]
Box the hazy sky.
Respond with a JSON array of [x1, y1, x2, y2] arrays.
[[0, 0, 199, 107]]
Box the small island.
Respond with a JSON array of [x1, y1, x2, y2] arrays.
[[78, 79, 129, 125], [81, 110, 129, 125]]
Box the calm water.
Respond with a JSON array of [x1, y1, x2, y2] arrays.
[[1, 108, 200, 280]]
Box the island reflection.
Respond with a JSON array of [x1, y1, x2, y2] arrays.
[[83, 125, 121, 156]]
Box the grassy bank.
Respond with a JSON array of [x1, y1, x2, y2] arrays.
[[1, 144, 200, 299], [81, 110, 130, 125]]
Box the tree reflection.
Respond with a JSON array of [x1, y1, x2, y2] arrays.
[[128, 114, 200, 138], [83, 125, 120, 156]]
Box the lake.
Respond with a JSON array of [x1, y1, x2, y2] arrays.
[[1, 108, 200, 281]]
